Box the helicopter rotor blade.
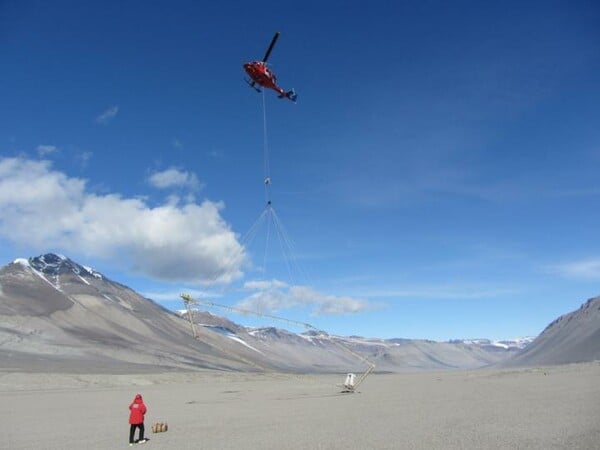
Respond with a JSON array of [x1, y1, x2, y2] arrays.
[[262, 32, 280, 62]]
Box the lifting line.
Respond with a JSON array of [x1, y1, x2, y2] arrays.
[[263, 91, 272, 207], [182, 78, 375, 392]]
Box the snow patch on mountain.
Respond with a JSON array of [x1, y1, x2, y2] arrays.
[[13, 258, 30, 267], [25, 254, 103, 279], [178, 309, 534, 354], [11, 254, 111, 296], [201, 324, 263, 354], [450, 337, 534, 350], [14, 256, 64, 292]]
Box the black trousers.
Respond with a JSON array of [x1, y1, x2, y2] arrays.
[[129, 423, 145, 443]]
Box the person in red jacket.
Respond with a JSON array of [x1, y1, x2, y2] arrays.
[[128, 394, 147, 445]]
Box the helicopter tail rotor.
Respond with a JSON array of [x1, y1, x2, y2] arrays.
[[284, 89, 297, 102]]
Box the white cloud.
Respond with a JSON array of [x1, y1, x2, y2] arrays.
[[77, 151, 93, 169], [238, 289, 291, 312], [244, 279, 288, 290], [236, 281, 374, 316], [143, 288, 217, 302], [291, 286, 373, 315], [553, 258, 600, 281], [36, 145, 58, 156], [148, 168, 202, 191], [0, 157, 246, 284], [95, 105, 119, 124]]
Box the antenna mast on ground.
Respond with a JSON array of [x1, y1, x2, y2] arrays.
[[180, 293, 375, 392], [182, 294, 199, 339]]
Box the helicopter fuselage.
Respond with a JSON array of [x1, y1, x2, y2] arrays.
[[243, 61, 286, 96]]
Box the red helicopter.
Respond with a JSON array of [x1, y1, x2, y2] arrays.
[[243, 32, 297, 102]]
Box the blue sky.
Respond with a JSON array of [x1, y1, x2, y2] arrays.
[[1, 0, 599, 340]]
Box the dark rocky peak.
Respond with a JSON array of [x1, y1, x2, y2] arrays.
[[580, 296, 600, 311], [250, 327, 289, 339], [24, 253, 103, 279], [302, 329, 330, 338], [250, 326, 314, 340]]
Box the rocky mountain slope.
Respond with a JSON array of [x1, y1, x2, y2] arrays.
[[503, 296, 600, 367], [0, 253, 567, 374], [0, 254, 273, 373]]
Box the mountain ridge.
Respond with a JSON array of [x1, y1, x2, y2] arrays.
[[502, 295, 600, 367], [1, 253, 597, 373]]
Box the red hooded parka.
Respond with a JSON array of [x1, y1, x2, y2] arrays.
[[128, 394, 147, 425]]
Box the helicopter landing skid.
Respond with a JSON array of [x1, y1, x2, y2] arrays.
[[244, 78, 262, 93]]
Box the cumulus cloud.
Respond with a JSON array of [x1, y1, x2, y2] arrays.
[[36, 145, 58, 156], [244, 279, 288, 290], [0, 157, 246, 284], [236, 280, 374, 316], [553, 258, 600, 281], [95, 105, 119, 124], [148, 168, 202, 191], [142, 288, 216, 303]]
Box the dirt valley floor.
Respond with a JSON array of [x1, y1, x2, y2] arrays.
[[1, 362, 599, 450]]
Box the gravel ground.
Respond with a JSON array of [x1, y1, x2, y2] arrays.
[[1, 362, 599, 449]]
